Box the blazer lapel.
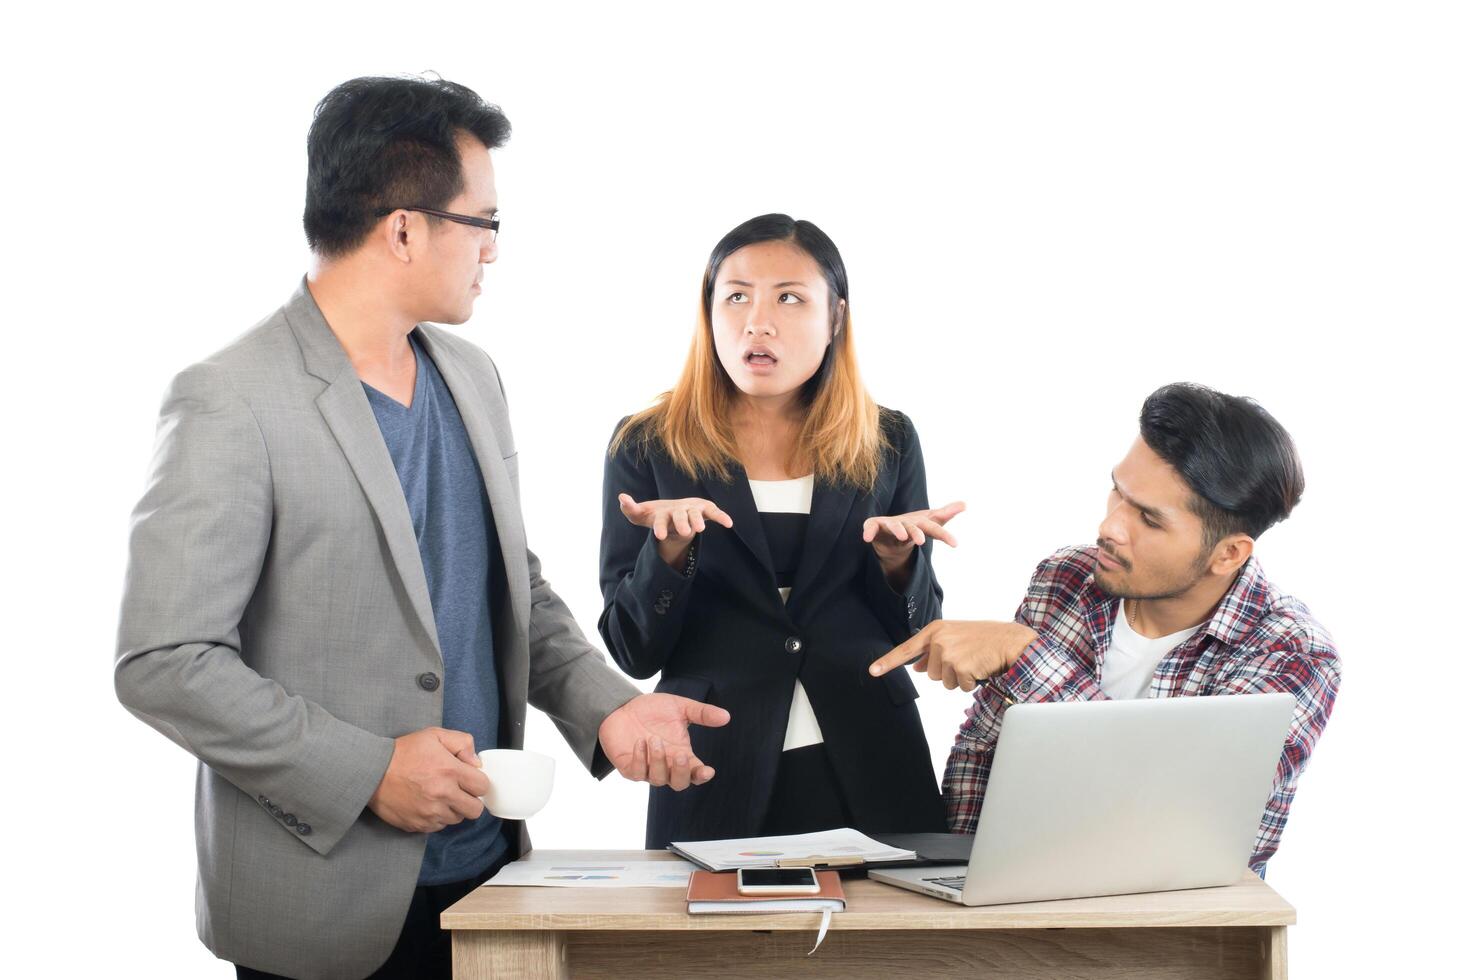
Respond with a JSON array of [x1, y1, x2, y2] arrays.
[[414, 328, 531, 645], [700, 467, 777, 588], [282, 281, 442, 660], [786, 480, 858, 617]]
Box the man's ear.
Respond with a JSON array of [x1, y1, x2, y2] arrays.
[[384, 211, 414, 264], [1209, 533, 1255, 577]]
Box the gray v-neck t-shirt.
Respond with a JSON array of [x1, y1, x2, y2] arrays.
[[364, 334, 507, 885]]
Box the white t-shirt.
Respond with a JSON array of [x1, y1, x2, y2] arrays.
[[1101, 604, 1202, 700], [747, 475, 824, 751]]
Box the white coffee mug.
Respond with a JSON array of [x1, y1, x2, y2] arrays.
[[477, 748, 555, 820]]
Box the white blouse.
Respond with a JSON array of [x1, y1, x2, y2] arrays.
[[747, 475, 824, 751]]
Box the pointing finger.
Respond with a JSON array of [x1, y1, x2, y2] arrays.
[[870, 623, 935, 675]]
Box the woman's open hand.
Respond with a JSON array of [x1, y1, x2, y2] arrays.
[[862, 500, 965, 587], [618, 494, 734, 568]]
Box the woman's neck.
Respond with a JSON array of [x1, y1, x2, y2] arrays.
[[732, 394, 806, 480]]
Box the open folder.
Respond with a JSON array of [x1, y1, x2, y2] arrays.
[[669, 828, 917, 872]]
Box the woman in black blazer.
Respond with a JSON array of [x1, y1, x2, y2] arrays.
[[598, 214, 964, 848]]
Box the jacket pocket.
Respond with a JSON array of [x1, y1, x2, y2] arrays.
[[880, 667, 920, 705], [655, 675, 714, 703]]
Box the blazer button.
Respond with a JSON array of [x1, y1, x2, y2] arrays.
[[417, 672, 441, 692], [784, 637, 802, 654], [284, 814, 298, 828], [296, 823, 312, 836]]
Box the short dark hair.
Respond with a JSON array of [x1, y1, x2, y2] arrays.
[[1139, 383, 1305, 546], [304, 76, 510, 257]]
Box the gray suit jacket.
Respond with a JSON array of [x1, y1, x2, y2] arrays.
[[115, 280, 639, 980]]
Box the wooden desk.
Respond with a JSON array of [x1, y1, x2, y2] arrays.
[[443, 849, 1294, 979]]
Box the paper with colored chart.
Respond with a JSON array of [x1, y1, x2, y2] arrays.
[[669, 828, 916, 872], [485, 857, 699, 888]]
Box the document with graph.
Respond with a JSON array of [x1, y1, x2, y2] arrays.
[[669, 828, 916, 872]]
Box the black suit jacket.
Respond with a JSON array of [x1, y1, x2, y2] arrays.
[[598, 409, 947, 847]]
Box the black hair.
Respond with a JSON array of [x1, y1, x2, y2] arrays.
[[304, 75, 510, 257], [1139, 383, 1305, 546], [702, 213, 849, 397]]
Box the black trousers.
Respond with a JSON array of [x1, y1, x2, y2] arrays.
[[235, 848, 513, 980], [760, 743, 853, 836]]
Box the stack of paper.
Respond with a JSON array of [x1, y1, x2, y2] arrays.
[[670, 828, 917, 871]]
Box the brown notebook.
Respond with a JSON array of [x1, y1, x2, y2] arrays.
[[686, 870, 847, 913]]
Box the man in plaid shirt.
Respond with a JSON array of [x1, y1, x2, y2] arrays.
[[871, 384, 1340, 875]]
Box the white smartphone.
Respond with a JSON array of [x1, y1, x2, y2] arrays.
[[736, 867, 821, 895]]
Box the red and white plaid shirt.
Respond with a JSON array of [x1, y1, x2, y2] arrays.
[[943, 546, 1341, 875]]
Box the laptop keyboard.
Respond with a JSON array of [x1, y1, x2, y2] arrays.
[[923, 875, 967, 891]]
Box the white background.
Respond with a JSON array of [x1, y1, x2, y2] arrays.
[[3, 1, 1464, 976]]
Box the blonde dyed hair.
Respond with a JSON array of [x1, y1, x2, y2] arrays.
[[612, 260, 889, 492]]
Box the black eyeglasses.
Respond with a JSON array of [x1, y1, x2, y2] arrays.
[[377, 206, 500, 241]]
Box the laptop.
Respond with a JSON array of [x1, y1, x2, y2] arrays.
[[870, 693, 1295, 905]]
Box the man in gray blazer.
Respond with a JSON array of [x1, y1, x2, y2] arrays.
[[115, 76, 728, 980]]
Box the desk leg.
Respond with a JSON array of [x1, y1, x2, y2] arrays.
[[452, 929, 567, 980], [1260, 926, 1288, 980]]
